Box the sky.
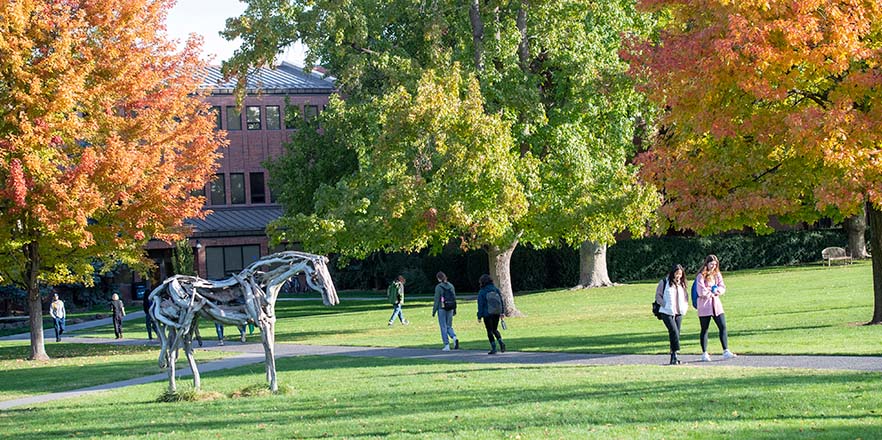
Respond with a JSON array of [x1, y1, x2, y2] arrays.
[[165, 0, 306, 66]]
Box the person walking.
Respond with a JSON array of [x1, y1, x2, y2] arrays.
[[215, 323, 226, 346], [143, 295, 155, 341], [49, 293, 66, 343], [695, 254, 737, 361], [387, 275, 409, 326], [476, 274, 506, 355], [110, 293, 126, 339], [655, 264, 689, 365], [432, 271, 459, 351]]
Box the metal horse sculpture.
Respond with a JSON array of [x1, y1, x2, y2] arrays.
[[148, 251, 339, 393]]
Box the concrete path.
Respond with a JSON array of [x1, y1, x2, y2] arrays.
[[0, 311, 148, 341], [3, 334, 882, 410]]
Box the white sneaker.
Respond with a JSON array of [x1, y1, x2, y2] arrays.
[[722, 350, 737, 360], [442, 344, 451, 351], [700, 352, 711, 362]]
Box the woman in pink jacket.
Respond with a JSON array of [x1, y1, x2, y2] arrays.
[[695, 254, 736, 361], [654, 264, 689, 364]]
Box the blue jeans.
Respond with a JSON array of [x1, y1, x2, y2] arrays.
[[215, 323, 225, 340], [388, 303, 406, 323], [437, 309, 457, 345], [53, 317, 65, 340]]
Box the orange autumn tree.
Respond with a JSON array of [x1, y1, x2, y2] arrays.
[[0, 0, 226, 360], [626, 0, 882, 323]]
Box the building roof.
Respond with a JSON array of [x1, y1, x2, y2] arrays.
[[187, 206, 285, 238], [201, 62, 335, 95]]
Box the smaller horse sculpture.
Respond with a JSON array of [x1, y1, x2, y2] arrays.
[[148, 251, 339, 392]]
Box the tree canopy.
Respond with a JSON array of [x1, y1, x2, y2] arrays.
[[225, 0, 659, 311], [0, 0, 226, 359], [627, 0, 882, 322]]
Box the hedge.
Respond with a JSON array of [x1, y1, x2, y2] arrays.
[[329, 228, 850, 294]]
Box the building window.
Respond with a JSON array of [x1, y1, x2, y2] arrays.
[[304, 105, 319, 122], [285, 105, 301, 129], [205, 245, 261, 280], [246, 106, 261, 130], [210, 174, 226, 205], [250, 172, 266, 204], [230, 173, 245, 204], [226, 106, 242, 130], [266, 106, 281, 130], [210, 106, 221, 129]]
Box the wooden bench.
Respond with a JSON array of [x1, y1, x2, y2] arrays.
[[821, 247, 852, 266]]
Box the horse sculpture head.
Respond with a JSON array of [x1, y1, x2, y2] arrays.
[[303, 254, 339, 306], [246, 251, 339, 306]]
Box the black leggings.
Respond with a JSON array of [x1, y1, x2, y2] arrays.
[[660, 313, 682, 352], [699, 314, 728, 352], [483, 314, 503, 344]]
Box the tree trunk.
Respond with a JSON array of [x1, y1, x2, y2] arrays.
[[25, 241, 49, 360], [845, 204, 870, 259], [468, 0, 484, 72], [867, 203, 882, 325], [487, 240, 522, 317], [575, 240, 613, 289]]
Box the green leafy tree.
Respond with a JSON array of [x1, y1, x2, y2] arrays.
[[224, 0, 658, 312], [171, 240, 196, 276]]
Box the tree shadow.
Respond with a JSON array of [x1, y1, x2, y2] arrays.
[[5, 356, 881, 439]]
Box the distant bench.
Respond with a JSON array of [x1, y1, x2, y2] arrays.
[[821, 247, 852, 266]]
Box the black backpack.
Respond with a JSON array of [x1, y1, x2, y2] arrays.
[[440, 285, 456, 311]]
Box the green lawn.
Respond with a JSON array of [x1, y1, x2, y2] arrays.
[[0, 342, 232, 402], [74, 262, 882, 355], [1, 355, 879, 439]]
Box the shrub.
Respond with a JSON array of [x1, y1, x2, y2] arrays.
[[327, 228, 850, 293]]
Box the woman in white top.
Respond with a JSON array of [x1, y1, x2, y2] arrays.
[[654, 264, 689, 364]]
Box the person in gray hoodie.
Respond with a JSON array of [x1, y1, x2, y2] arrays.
[[432, 271, 459, 351]]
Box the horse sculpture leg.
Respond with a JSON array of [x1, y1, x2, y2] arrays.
[[166, 328, 178, 393], [183, 332, 201, 390], [259, 317, 278, 392]]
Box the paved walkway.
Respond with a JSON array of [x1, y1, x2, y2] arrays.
[[2, 305, 880, 410], [2, 332, 882, 410]]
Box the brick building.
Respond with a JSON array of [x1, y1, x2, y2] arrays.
[[131, 63, 335, 300]]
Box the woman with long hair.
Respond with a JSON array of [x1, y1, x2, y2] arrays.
[[655, 264, 689, 364], [695, 255, 736, 361]]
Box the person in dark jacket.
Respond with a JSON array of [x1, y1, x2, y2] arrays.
[[110, 293, 126, 339], [143, 295, 155, 341], [476, 274, 506, 354]]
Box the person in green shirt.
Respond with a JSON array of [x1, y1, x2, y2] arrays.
[[387, 275, 409, 326]]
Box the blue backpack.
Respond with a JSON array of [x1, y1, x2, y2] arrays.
[[691, 280, 699, 309]]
